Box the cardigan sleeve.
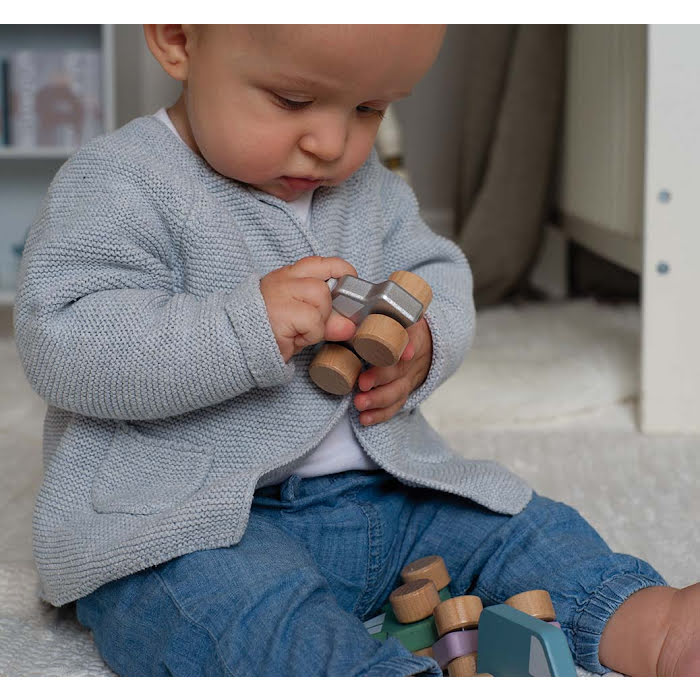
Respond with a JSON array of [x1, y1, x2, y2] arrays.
[[376, 156, 475, 412], [13, 153, 294, 421]]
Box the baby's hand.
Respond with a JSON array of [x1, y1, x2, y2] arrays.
[[261, 256, 358, 363], [353, 317, 433, 425]]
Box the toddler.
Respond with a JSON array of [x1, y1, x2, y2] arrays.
[[13, 24, 700, 676]]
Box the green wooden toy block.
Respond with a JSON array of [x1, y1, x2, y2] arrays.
[[370, 587, 451, 652], [477, 604, 577, 677]]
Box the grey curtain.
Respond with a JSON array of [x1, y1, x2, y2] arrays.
[[455, 25, 567, 307]]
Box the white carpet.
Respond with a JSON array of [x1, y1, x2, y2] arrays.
[[1, 298, 698, 676], [422, 300, 698, 590], [423, 299, 640, 430]]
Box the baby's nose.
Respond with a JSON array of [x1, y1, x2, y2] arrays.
[[299, 115, 348, 162]]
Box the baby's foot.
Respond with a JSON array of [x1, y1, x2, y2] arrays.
[[656, 583, 700, 676]]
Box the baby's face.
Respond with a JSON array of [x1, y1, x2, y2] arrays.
[[181, 25, 445, 202]]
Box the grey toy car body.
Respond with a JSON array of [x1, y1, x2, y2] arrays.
[[327, 275, 424, 327]]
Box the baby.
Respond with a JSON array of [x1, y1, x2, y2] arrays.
[[13, 24, 699, 677]]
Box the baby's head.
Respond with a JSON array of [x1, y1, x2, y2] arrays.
[[145, 25, 445, 201]]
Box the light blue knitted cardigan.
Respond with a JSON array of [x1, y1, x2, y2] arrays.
[[14, 117, 532, 606]]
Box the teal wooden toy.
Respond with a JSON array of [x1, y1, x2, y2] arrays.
[[364, 557, 577, 677], [477, 604, 577, 677]]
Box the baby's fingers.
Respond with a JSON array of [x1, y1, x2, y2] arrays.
[[357, 396, 407, 426], [324, 311, 356, 342], [400, 340, 415, 363], [357, 358, 407, 393], [286, 300, 326, 348], [290, 255, 357, 283], [354, 375, 411, 414]]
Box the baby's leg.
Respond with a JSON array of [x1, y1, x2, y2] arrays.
[[391, 491, 671, 675], [598, 581, 700, 676], [75, 512, 440, 676], [448, 493, 699, 675]]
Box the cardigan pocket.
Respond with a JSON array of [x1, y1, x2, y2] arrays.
[[91, 424, 214, 516]]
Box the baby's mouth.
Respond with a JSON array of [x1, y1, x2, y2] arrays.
[[280, 176, 324, 192]]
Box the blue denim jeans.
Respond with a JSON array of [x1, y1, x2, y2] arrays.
[[76, 470, 666, 676]]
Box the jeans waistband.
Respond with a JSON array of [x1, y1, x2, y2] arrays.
[[254, 469, 393, 505]]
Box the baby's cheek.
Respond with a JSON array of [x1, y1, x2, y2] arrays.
[[203, 143, 268, 184], [336, 135, 377, 182]]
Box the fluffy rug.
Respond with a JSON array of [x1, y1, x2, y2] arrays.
[[1, 299, 697, 676], [422, 300, 698, 589], [422, 299, 640, 429]]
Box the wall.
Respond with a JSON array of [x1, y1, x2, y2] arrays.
[[114, 25, 180, 126], [393, 24, 470, 237], [553, 24, 646, 273]]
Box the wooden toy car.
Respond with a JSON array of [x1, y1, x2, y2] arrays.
[[309, 271, 432, 394]]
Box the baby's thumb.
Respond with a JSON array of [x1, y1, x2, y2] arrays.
[[324, 311, 356, 342]]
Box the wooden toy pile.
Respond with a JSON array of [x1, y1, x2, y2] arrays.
[[366, 555, 577, 676]]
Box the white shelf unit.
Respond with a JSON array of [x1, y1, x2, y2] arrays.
[[0, 24, 115, 306], [641, 25, 700, 434]]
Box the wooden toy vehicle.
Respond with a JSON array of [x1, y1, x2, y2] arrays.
[[368, 556, 452, 655], [477, 601, 577, 677], [309, 271, 433, 395], [364, 555, 576, 677]]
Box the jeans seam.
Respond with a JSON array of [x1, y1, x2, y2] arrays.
[[153, 569, 237, 677], [351, 494, 384, 618]]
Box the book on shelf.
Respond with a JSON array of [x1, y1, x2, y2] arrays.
[[7, 49, 103, 149], [0, 59, 8, 146]]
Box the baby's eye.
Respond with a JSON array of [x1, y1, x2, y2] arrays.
[[273, 94, 313, 111], [357, 105, 386, 119]]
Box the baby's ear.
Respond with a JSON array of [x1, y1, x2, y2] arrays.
[[143, 25, 192, 81]]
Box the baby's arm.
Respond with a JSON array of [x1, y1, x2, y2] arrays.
[[377, 161, 475, 413], [14, 156, 296, 421]]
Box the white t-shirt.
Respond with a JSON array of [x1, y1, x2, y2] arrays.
[[153, 108, 377, 484]]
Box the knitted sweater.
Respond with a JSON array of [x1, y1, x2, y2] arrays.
[[14, 117, 532, 606]]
